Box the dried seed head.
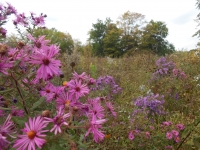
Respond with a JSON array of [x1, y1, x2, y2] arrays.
[[0, 44, 8, 56], [17, 42, 25, 49], [41, 110, 51, 117], [70, 62, 75, 67]]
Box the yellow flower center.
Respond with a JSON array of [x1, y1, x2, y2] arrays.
[[27, 130, 36, 139], [63, 81, 68, 86], [65, 100, 70, 106], [105, 134, 111, 139]]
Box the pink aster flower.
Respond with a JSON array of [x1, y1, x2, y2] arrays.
[[27, 34, 49, 49], [13, 13, 28, 26], [166, 132, 173, 140], [32, 15, 45, 26], [44, 107, 70, 135], [11, 106, 24, 117], [0, 57, 13, 75], [88, 98, 105, 119], [13, 116, 48, 150], [56, 91, 77, 109], [145, 132, 151, 139], [40, 82, 56, 102], [0, 28, 7, 37], [29, 44, 62, 80], [165, 145, 173, 149], [6, 2, 17, 14], [68, 79, 90, 99], [0, 110, 4, 116], [0, 115, 15, 149], [174, 136, 180, 143], [171, 130, 179, 137], [72, 72, 89, 81], [176, 124, 185, 131], [106, 102, 117, 117], [128, 131, 134, 140], [85, 114, 106, 143]]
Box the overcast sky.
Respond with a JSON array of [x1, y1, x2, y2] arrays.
[[4, 0, 200, 50]]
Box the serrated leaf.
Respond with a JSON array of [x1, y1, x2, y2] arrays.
[[30, 97, 45, 111]]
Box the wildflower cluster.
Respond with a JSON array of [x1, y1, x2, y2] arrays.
[[172, 68, 186, 79], [0, 2, 17, 38], [161, 121, 185, 148], [134, 93, 165, 116], [91, 75, 122, 99], [152, 57, 175, 80], [0, 2, 120, 149]]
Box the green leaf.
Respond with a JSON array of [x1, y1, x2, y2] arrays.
[[12, 116, 26, 126], [30, 97, 45, 111], [0, 88, 13, 94], [193, 137, 200, 148]]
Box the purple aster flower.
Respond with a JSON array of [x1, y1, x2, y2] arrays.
[[44, 107, 70, 135], [13, 116, 48, 150]]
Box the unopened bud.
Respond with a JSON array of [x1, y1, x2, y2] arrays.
[[17, 42, 25, 49], [0, 44, 8, 56], [41, 110, 50, 117]]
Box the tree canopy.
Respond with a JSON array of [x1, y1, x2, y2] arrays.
[[33, 28, 74, 54]]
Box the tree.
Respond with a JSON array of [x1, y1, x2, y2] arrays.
[[103, 23, 123, 57], [88, 18, 112, 56], [33, 28, 74, 54], [116, 11, 147, 53], [193, 0, 200, 38], [139, 20, 175, 55]]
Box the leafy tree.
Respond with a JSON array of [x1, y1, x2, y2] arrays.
[[103, 23, 123, 57], [116, 11, 147, 53], [139, 20, 175, 56], [73, 39, 84, 54], [193, 0, 200, 38], [33, 28, 74, 54], [88, 18, 112, 56]]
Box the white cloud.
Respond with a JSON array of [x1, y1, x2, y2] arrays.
[[3, 0, 200, 50]]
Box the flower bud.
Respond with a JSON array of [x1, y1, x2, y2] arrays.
[[41, 110, 50, 118]]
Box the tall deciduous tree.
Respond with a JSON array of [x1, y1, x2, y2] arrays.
[[103, 23, 123, 57], [193, 0, 200, 39], [139, 20, 175, 55], [116, 11, 147, 53], [88, 18, 112, 56], [33, 28, 74, 54]]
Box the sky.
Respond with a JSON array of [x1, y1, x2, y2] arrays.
[[3, 0, 200, 50]]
